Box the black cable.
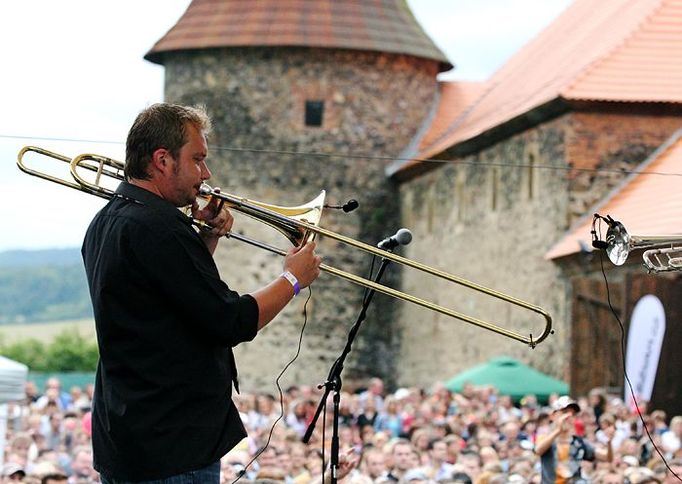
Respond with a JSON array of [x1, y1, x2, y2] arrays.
[[598, 253, 682, 482], [231, 287, 313, 484], [321, 395, 327, 479], [363, 255, 378, 304]]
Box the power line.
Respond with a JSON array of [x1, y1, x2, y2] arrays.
[[3, 133, 681, 177]]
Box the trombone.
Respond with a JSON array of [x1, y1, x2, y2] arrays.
[[18, 146, 554, 347], [593, 214, 682, 273]]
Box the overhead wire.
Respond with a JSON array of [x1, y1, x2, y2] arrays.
[[3, 133, 682, 178]]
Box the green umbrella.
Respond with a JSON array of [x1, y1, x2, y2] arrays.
[[444, 356, 568, 403]]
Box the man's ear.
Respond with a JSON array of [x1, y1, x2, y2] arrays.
[[151, 148, 170, 175]]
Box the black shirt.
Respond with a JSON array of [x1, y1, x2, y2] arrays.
[[82, 182, 259, 480]]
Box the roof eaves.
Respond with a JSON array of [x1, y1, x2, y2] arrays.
[[389, 97, 571, 182]]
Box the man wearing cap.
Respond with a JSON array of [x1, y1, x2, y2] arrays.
[[535, 396, 614, 483], [1, 463, 26, 481]]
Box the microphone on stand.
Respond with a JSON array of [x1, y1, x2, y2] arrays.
[[324, 199, 359, 213], [377, 228, 413, 250]]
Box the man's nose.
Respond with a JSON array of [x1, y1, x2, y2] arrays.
[[201, 160, 211, 180]]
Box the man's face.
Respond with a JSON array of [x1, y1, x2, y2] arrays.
[[365, 452, 386, 478], [72, 451, 94, 477], [370, 379, 384, 396], [552, 408, 576, 433], [503, 422, 520, 440], [258, 448, 278, 468], [393, 444, 413, 471], [430, 442, 447, 463], [459, 454, 481, 479], [164, 123, 210, 207]]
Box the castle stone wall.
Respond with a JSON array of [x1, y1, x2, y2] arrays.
[[161, 47, 440, 391], [395, 110, 681, 387], [396, 117, 570, 385]]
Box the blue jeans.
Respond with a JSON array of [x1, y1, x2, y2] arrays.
[[100, 461, 220, 484]]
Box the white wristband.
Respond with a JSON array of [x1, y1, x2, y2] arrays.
[[280, 271, 300, 296]]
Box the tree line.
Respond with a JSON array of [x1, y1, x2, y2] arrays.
[[0, 328, 98, 372]]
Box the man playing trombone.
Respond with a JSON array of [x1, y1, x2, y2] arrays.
[[81, 103, 321, 483]]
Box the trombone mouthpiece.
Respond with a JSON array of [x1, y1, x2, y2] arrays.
[[199, 183, 213, 196]]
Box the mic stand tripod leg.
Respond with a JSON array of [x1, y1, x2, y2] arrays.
[[302, 256, 393, 484]]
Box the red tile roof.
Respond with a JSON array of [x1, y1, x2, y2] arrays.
[[145, 0, 451, 70], [387, 80, 485, 177], [396, 0, 682, 174], [564, 0, 682, 102], [545, 128, 682, 260], [417, 81, 486, 153]]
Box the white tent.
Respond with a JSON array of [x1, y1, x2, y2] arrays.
[[0, 355, 27, 403]]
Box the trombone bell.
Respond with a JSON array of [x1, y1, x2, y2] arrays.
[[198, 184, 325, 246]]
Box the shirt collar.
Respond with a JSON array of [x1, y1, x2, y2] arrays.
[[116, 181, 172, 207], [116, 181, 193, 225]]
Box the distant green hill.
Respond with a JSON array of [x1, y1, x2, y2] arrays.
[[0, 248, 91, 324], [0, 248, 82, 267]]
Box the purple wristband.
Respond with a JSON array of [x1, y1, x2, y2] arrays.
[[281, 271, 300, 296]]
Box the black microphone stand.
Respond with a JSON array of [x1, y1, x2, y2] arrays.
[[302, 253, 393, 484]]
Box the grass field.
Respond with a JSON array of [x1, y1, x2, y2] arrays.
[[0, 319, 96, 344]]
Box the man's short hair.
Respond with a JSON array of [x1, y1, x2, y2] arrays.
[[41, 473, 68, 484], [125, 103, 212, 181], [391, 438, 413, 453]]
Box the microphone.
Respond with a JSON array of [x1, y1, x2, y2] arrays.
[[591, 213, 618, 250], [324, 199, 359, 213], [378, 228, 413, 250]]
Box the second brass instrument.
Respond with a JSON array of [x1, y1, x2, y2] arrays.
[[593, 213, 682, 273]]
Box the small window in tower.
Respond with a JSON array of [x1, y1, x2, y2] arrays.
[[305, 100, 324, 127]]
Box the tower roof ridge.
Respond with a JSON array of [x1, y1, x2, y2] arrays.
[[145, 0, 452, 71]]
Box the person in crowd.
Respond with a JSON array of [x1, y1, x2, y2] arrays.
[[456, 450, 482, 481], [588, 388, 608, 423], [1, 462, 26, 482], [357, 395, 379, 430], [651, 410, 669, 435], [385, 439, 414, 482], [420, 438, 454, 481], [661, 416, 682, 457], [43, 473, 69, 484], [68, 446, 95, 483], [34, 379, 72, 411], [374, 397, 404, 438], [80, 103, 321, 483], [359, 446, 388, 482], [25, 382, 40, 405], [535, 396, 614, 483], [359, 378, 385, 414], [664, 458, 682, 484], [497, 396, 523, 423]]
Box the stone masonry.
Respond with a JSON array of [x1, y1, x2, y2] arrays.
[[395, 109, 681, 386], [161, 46, 440, 391]]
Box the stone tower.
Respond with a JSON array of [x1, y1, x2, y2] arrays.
[[145, 0, 451, 390]]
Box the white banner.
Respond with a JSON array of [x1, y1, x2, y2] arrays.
[[625, 295, 666, 407]]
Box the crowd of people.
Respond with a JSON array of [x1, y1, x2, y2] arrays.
[[2, 376, 681, 483]]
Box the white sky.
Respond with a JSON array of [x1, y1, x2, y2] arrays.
[[0, 0, 572, 251]]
